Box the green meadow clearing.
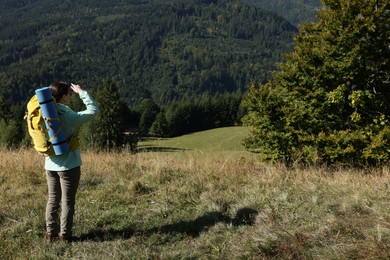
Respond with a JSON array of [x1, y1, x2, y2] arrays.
[[139, 126, 251, 155], [1, 127, 389, 259]]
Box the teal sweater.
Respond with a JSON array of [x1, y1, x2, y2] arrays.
[[45, 91, 99, 171]]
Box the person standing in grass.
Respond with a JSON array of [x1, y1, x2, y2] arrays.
[[45, 82, 99, 243]]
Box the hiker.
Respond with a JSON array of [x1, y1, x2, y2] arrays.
[[44, 82, 99, 242]]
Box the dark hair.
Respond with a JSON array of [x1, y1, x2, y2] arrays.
[[50, 81, 70, 101]]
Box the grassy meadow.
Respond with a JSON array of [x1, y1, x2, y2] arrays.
[[0, 127, 389, 259]]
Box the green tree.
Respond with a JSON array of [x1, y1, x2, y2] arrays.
[[150, 109, 169, 137], [136, 99, 160, 136], [0, 119, 20, 148], [0, 94, 23, 148], [164, 100, 192, 137], [0, 94, 11, 122], [243, 0, 390, 166], [81, 80, 127, 151]]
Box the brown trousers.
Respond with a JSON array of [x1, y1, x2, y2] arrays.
[[45, 167, 81, 237]]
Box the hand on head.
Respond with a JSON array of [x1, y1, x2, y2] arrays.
[[70, 83, 83, 94]]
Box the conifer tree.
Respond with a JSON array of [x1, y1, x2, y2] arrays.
[[150, 110, 169, 137], [136, 99, 160, 136], [243, 0, 390, 165], [81, 80, 127, 151]]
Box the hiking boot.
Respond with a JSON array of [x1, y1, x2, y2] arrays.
[[46, 233, 58, 243]]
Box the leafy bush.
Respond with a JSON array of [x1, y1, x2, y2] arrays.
[[0, 119, 20, 148], [243, 0, 390, 166]]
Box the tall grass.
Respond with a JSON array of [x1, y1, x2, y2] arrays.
[[0, 148, 389, 259]]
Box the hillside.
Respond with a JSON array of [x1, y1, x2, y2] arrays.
[[139, 126, 251, 153], [244, 0, 322, 26], [0, 0, 297, 106]]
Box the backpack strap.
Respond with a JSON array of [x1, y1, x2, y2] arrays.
[[43, 117, 63, 143], [43, 116, 80, 152], [43, 117, 60, 130], [67, 132, 80, 150]]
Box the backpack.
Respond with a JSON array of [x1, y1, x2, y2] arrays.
[[25, 95, 79, 156]]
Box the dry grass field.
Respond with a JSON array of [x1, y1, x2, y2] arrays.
[[1, 133, 390, 259]]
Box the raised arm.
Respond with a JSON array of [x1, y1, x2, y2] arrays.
[[65, 83, 100, 128]]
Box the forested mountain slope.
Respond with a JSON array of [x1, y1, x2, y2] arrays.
[[0, 0, 297, 106], [244, 0, 322, 26]]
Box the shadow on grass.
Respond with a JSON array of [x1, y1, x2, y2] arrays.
[[137, 146, 189, 153], [79, 207, 258, 242]]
